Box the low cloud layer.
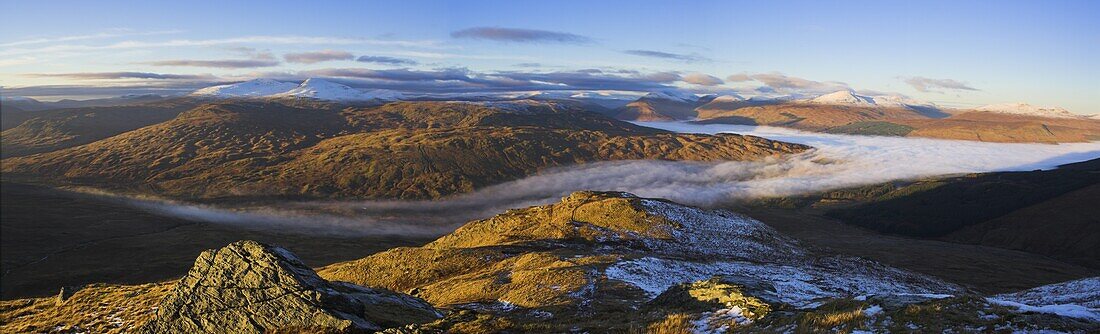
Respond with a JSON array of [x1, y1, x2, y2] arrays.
[[147, 59, 280, 68], [683, 73, 724, 86], [451, 27, 592, 44], [904, 76, 979, 93], [284, 50, 355, 64], [26, 72, 216, 80], [624, 49, 710, 62], [356, 55, 417, 65], [104, 123, 1100, 236]]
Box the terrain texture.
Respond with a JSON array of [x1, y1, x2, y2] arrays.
[[1, 100, 807, 200], [3, 192, 1096, 333]]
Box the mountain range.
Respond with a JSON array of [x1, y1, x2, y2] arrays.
[[1, 99, 806, 200]]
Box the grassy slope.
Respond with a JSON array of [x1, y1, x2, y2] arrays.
[[2, 100, 807, 200]]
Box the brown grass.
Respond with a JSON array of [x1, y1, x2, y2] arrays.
[[0, 282, 172, 334]]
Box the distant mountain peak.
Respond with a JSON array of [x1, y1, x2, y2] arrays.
[[974, 102, 1078, 119], [190, 78, 298, 98], [643, 89, 699, 102], [712, 94, 745, 102], [809, 90, 876, 106], [273, 78, 405, 101]]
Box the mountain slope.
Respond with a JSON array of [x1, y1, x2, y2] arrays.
[[189, 78, 299, 98], [3, 194, 1096, 332], [0, 99, 199, 158], [272, 78, 404, 101], [613, 90, 707, 121], [975, 102, 1079, 119], [2, 100, 807, 199], [825, 159, 1100, 268], [318, 191, 961, 329]]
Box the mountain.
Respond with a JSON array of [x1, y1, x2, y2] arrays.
[[613, 89, 707, 121], [3, 193, 1097, 332], [897, 111, 1100, 143], [691, 92, 1099, 143], [2, 100, 807, 200], [272, 78, 404, 101], [1, 99, 200, 158], [975, 102, 1080, 119], [809, 90, 877, 106], [313, 191, 1096, 332], [189, 78, 299, 98], [825, 158, 1100, 268]]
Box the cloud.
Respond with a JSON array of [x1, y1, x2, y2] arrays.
[[724, 73, 848, 95], [146, 59, 280, 68], [683, 73, 724, 86], [26, 72, 216, 80], [623, 49, 710, 62], [0, 29, 182, 48], [451, 27, 592, 44], [726, 73, 752, 82], [904, 76, 979, 93], [284, 50, 355, 64], [355, 55, 418, 65], [514, 63, 543, 68], [0, 36, 441, 57]]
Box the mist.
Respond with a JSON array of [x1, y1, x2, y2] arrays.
[[105, 122, 1100, 236]]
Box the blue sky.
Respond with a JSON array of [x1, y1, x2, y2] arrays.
[[1, 0, 1097, 113]]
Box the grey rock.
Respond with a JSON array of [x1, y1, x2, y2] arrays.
[[138, 240, 440, 334]]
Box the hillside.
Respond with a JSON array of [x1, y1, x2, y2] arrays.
[[690, 98, 1100, 143], [1, 100, 808, 200], [825, 159, 1100, 268], [612, 91, 712, 121], [0, 99, 199, 157], [4, 192, 1097, 332], [695, 102, 931, 131]]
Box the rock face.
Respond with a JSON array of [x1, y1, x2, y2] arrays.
[[138, 240, 440, 334]]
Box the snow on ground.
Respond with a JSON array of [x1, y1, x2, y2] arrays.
[[986, 298, 1100, 321], [994, 276, 1100, 308], [974, 103, 1080, 119], [604, 257, 957, 308], [190, 78, 298, 98]]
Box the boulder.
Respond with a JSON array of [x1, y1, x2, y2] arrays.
[[138, 240, 440, 333]]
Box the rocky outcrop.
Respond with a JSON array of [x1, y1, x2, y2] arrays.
[[137, 240, 439, 334]]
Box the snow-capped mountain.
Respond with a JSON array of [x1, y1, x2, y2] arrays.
[[190, 78, 405, 102], [710, 94, 745, 103], [805, 91, 942, 114], [974, 103, 1079, 119], [190, 79, 299, 98], [272, 78, 404, 101], [808, 91, 876, 106], [871, 95, 936, 109], [642, 89, 700, 102]]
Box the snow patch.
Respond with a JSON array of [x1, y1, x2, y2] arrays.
[[974, 103, 1079, 119]]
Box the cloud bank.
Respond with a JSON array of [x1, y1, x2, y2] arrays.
[[451, 27, 592, 44], [147, 59, 280, 68], [624, 49, 710, 62], [904, 76, 979, 93], [284, 50, 355, 64], [356, 55, 418, 65]]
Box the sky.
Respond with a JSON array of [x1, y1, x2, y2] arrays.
[[0, 0, 1097, 114]]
